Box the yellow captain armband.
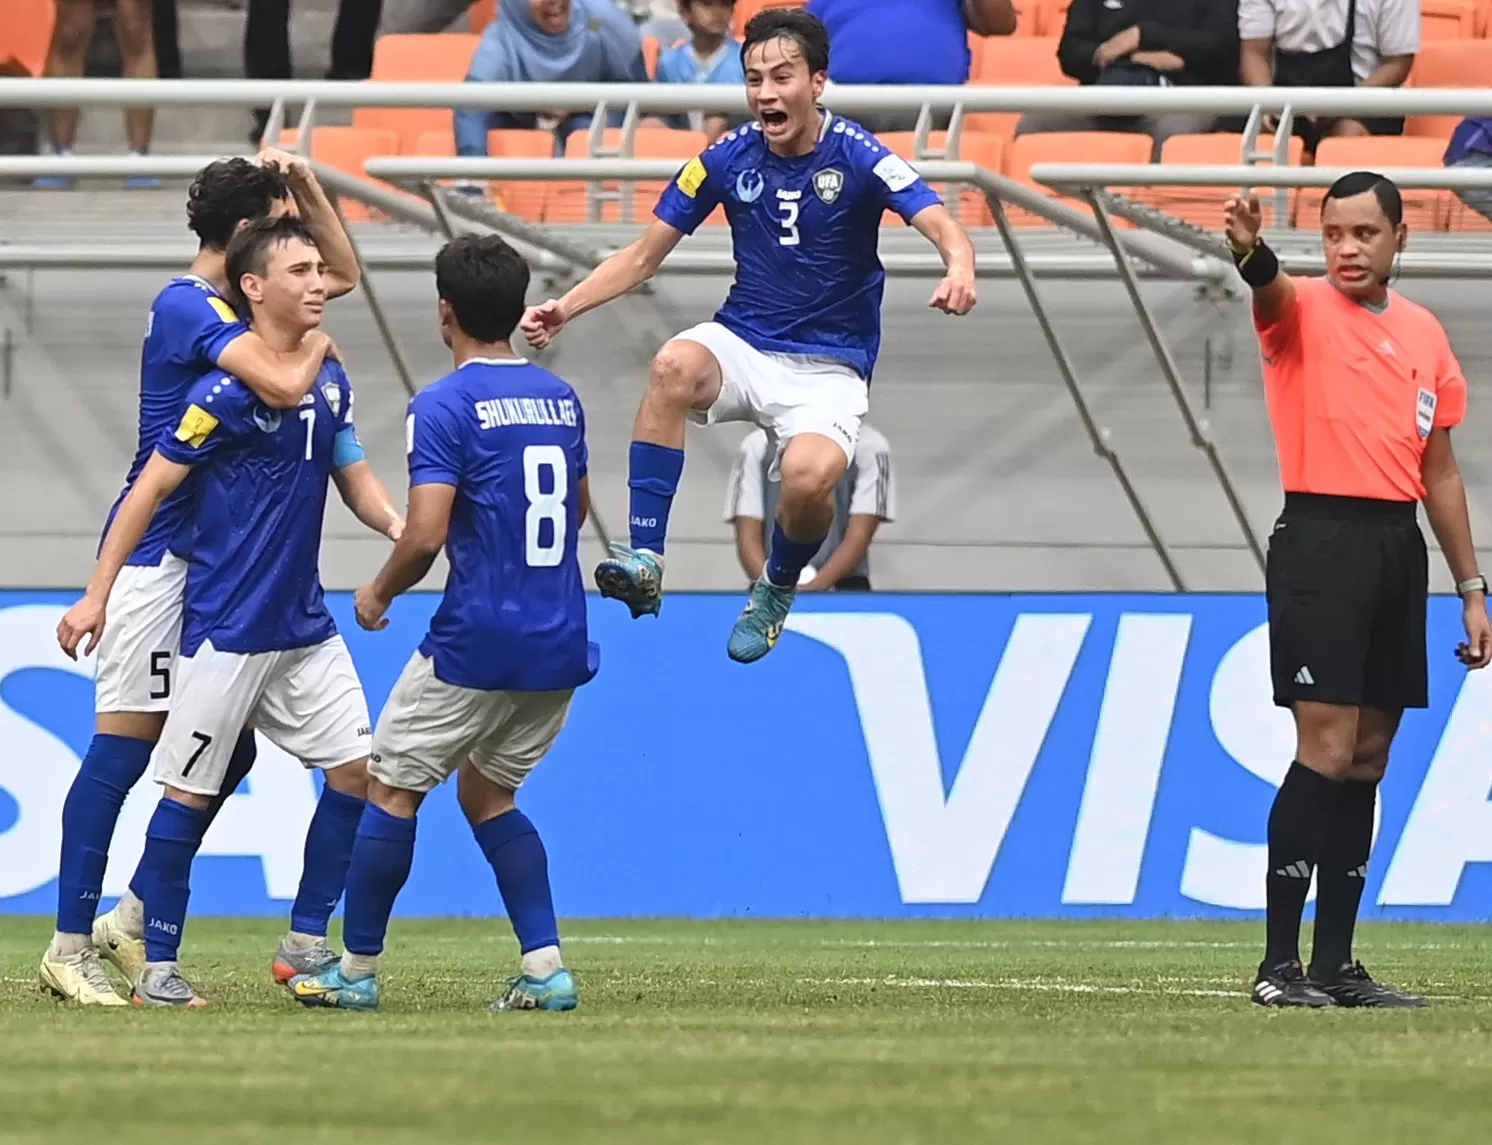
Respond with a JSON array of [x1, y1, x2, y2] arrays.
[[174, 403, 220, 448]]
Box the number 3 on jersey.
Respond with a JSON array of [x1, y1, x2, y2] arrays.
[[777, 199, 800, 247], [523, 443, 567, 567]]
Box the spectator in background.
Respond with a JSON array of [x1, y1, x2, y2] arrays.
[[805, 0, 1018, 134], [456, 0, 646, 157], [1017, 0, 1238, 154], [1444, 117, 1492, 224], [725, 425, 896, 593], [655, 0, 744, 140], [247, 0, 384, 140], [1239, 0, 1419, 150], [39, 0, 159, 187]]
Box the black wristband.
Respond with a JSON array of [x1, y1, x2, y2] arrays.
[[1230, 237, 1280, 289]]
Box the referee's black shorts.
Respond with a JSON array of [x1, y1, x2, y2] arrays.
[[1266, 492, 1429, 711]]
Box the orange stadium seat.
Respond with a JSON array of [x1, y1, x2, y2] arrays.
[[643, 34, 661, 79], [0, 0, 55, 78], [1301, 136, 1450, 232], [1479, 0, 1492, 35], [269, 127, 401, 221], [355, 34, 481, 153], [1004, 131, 1153, 227], [1008, 0, 1039, 35], [1038, 0, 1075, 37], [734, 0, 807, 39], [967, 37, 1074, 139], [1420, 0, 1479, 39], [1146, 133, 1304, 229], [876, 131, 1005, 226], [1405, 40, 1492, 139], [468, 0, 496, 35], [550, 128, 707, 224], [485, 128, 558, 222], [968, 32, 987, 76]]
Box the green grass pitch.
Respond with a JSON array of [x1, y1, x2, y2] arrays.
[[2, 916, 1491, 1144]]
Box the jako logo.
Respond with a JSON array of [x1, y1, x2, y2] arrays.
[[630, 516, 658, 528], [148, 918, 179, 935]]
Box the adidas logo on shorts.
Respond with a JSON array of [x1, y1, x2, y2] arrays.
[[1294, 666, 1314, 686]]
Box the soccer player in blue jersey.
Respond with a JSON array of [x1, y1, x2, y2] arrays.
[[58, 216, 401, 1006], [288, 234, 595, 1013], [42, 153, 364, 1006], [521, 7, 975, 661]]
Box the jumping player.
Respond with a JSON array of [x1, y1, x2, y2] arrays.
[[43, 153, 361, 1005], [288, 234, 594, 1013], [521, 8, 975, 661], [58, 216, 401, 1006]]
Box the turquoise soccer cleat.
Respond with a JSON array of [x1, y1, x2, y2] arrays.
[[726, 577, 797, 663], [287, 964, 380, 1011], [489, 968, 579, 1012], [594, 543, 664, 619]]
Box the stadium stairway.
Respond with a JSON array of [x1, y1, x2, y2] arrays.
[[4, 195, 1492, 593]]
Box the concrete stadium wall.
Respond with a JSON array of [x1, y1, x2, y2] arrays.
[[3, 251, 1490, 593]]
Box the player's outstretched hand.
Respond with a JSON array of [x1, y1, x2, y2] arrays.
[[519, 300, 567, 350], [930, 271, 977, 316], [57, 594, 105, 660], [1457, 596, 1492, 669], [1223, 193, 1263, 252], [354, 583, 391, 631]]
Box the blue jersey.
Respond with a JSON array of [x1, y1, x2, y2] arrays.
[[408, 357, 597, 694], [103, 276, 249, 567], [156, 361, 360, 657], [655, 38, 745, 86], [653, 112, 942, 379]]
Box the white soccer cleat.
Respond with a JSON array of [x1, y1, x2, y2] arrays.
[[94, 906, 147, 988], [38, 947, 129, 1006]]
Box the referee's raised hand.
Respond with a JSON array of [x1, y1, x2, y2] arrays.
[[1223, 193, 1262, 252]]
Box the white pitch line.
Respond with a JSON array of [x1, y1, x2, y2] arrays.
[[568, 936, 1483, 953], [797, 976, 1246, 998]]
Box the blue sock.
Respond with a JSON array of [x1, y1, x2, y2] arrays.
[[471, 810, 559, 955], [137, 798, 209, 963], [765, 520, 824, 588], [628, 441, 684, 555], [130, 730, 257, 902], [341, 803, 417, 957], [289, 785, 366, 937], [56, 734, 153, 935]]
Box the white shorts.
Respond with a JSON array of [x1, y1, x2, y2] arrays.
[[675, 322, 869, 466], [370, 651, 573, 794], [152, 635, 371, 796], [94, 552, 189, 715]]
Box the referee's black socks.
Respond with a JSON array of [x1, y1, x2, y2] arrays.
[[1310, 779, 1378, 974], [1265, 761, 1343, 966]]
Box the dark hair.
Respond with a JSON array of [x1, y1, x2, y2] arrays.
[[224, 215, 320, 309], [186, 158, 292, 250], [741, 7, 830, 75], [1322, 170, 1404, 227], [435, 233, 531, 343]]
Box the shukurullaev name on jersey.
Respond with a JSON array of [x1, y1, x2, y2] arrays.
[[653, 113, 941, 381], [407, 357, 599, 693]]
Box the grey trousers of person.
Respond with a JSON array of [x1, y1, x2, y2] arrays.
[[1450, 153, 1492, 223], [1014, 111, 1218, 159], [380, 0, 472, 34]]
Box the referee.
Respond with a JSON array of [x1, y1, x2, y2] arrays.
[[1226, 171, 1492, 1009]]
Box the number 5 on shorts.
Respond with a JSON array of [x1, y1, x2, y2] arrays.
[[182, 731, 213, 777]]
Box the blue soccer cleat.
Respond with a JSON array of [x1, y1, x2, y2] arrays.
[[287, 964, 380, 1011], [594, 543, 664, 619], [727, 577, 797, 663], [489, 968, 578, 1012]]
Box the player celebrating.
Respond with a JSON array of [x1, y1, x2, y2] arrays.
[[288, 234, 594, 1013], [521, 8, 975, 661], [58, 216, 401, 1007], [42, 153, 361, 1006]]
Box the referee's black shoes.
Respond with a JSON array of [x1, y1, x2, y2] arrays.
[[1307, 961, 1429, 1009], [1252, 959, 1335, 1008]]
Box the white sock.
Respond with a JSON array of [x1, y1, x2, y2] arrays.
[[521, 945, 563, 980], [341, 952, 378, 979], [50, 931, 90, 958], [284, 930, 326, 950], [115, 888, 145, 937]]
